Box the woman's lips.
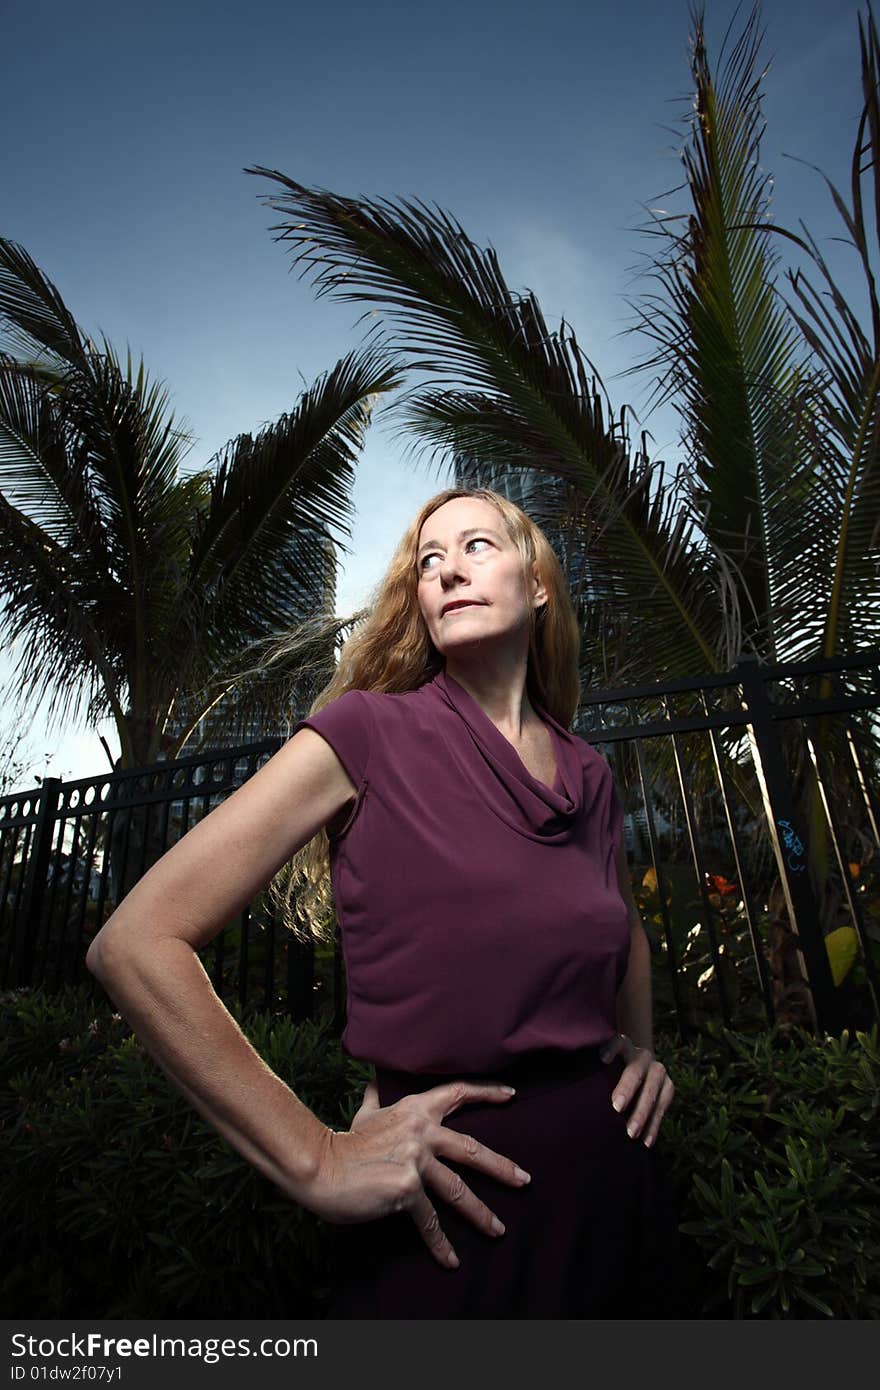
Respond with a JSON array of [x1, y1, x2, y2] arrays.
[[442, 601, 481, 616]]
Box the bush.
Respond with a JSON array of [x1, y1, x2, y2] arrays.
[[0, 984, 371, 1318], [656, 1020, 880, 1318], [2, 986, 878, 1318]]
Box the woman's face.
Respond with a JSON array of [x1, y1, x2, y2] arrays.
[[416, 497, 544, 657]]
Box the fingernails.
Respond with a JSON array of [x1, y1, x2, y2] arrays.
[[644, 1134, 654, 1148], [447, 1249, 460, 1268], [491, 1217, 505, 1235], [500, 1085, 516, 1095], [612, 1095, 625, 1112], [627, 1124, 638, 1139], [514, 1166, 531, 1183]]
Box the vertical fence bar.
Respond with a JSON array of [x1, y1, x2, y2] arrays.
[[158, 792, 173, 854], [702, 707, 776, 1026], [72, 811, 101, 976], [805, 716, 880, 1025], [846, 721, 880, 852], [10, 778, 61, 986], [136, 780, 153, 883], [630, 726, 689, 1041], [736, 657, 843, 1034], [1, 831, 18, 984], [115, 799, 136, 905], [664, 700, 733, 1027], [333, 921, 346, 1036], [0, 822, 25, 984], [42, 816, 68, 986], [42, 816, 64, 993], [286, 929, 315, 1022], [94, 806, 117, 930], [263, 905, 277, 1010], [52, 815, 83, 990], [9, 821, 32, 924]]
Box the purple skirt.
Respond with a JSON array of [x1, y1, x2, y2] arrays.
[[326, 1046, 693, 1319]]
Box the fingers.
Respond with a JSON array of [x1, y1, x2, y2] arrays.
[[610, 1046, 650, 1114], [408, 1184, 464, 1269], [620, 1065, 675, 1146], [358, 1078, 380, 1112], [409, 1147, 521, 1269], [431, 1116, 532, 1189], [638, 1074, 675, 1147], [347, 1078, 380, 1130], [402, 1081, 530, 1266], [431, 1079, 519, 1121], [425, 1081, 531, 1186], [421, 1153, 509, 1247]]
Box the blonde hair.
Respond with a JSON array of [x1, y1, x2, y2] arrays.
[[269, 486, 582, 943]]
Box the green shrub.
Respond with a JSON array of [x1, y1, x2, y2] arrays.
[[3, 986, 878, 1318], [0, 984, 371, 1318], [656, 1020, 880, 1318]]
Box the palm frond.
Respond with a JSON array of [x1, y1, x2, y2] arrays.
[[157, 345, 404, 707], [167, 608, 363, 755], [767, 8, 880, 659], [625, 3, 811, 661], [0, 491, 127, 739], [248, 164, 618, 472], [0, 354, 105, 554], [247, 167, 742, 678], [0, 237, 88, 369]]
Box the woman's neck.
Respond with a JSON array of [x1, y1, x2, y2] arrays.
[[442, 661, 537, 740]]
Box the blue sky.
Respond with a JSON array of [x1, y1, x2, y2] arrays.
[[1, 0, 871, 782]]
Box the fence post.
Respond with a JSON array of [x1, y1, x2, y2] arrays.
[[736, 657, 843, 1034], [10, 778, 62, 987]]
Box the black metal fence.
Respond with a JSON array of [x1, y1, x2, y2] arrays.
[[2, 651, 878, 1040]]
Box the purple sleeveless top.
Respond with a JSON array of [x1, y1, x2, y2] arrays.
[[292, 666, 628, 1074]]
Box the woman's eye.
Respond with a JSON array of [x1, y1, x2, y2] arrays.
[[420, 538, 490, 570]]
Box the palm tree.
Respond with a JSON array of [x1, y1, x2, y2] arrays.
[[624, 2, 880, 1014], [0, 237, 403, 902], [242, 2, 879, 1028], [0, 239, 404, 767], [626, 3, 879, 670]]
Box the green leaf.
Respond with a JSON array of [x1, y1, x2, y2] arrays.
[[792, 1286, 835, 1318], [825, 927, 859, 987], [750, 1282, 778, 1315]]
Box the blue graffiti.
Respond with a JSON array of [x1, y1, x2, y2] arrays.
[[777, 819, 806, 874]]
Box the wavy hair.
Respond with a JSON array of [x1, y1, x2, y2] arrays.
[[269, 486, 582, 943]]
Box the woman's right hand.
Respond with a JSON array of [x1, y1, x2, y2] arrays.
[[303, 1079, 531, 1269]]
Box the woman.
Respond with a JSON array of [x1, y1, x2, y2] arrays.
[[86, 485, 686, 1319]]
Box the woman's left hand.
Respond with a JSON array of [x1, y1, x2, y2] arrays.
[[599, 1034, 674, 1148]]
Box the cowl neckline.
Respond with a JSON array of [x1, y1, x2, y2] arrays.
[[424, 666, 585, 843]]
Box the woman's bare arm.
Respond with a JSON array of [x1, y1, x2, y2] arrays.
[[606, 840, 673, 1150], [85, 726, 358, 1201]]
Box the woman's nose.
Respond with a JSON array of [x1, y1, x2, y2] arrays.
[[438, 551, 468, 582]]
